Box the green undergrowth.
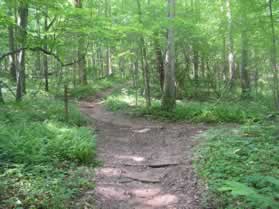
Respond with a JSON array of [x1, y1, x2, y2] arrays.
[[52, 77, 124, 100], [105, 89, 270, 123], [195, 122, 279, 209], [0, 95, 96, 209]]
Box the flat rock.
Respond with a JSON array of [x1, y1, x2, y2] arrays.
[[122, 170, 163, 183], [133, 128, 151, 133]]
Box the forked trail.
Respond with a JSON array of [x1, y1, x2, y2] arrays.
[[79, 89, 206, 209]]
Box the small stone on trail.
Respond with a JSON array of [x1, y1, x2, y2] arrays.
[[133, 128, 151, 133]]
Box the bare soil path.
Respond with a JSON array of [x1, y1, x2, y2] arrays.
[[78, 89, 207, 209]]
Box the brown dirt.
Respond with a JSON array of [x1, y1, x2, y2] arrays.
[[78, 89, 207, 209]]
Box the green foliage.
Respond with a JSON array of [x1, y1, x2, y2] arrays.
[[0, 95, 95, 209], [195, 123, 279, 208], [52, 77, 122, 100], [0, 95, 89, 126], [105, 89, 269, 123]]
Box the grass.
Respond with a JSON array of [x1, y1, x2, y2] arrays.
[[195, 123, 279, 209], [105, 88, 270, 123], [0, 95, 96, 209]]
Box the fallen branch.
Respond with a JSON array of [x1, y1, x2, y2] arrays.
[[123, 162, 179, 168]]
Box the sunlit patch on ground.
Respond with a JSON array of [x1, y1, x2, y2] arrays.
[[115, 155, 145, 162]]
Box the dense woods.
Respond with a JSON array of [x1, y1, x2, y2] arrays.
[[0, 0, 279, 209], [0, 0, 278, 105]]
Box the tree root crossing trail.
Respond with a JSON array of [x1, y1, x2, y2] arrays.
[[79, 90, 206, 209]]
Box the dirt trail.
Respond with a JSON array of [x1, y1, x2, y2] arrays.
[[78, 89, 207, 209]]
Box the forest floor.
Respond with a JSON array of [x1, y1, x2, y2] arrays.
[[78, 88, 208, 209]]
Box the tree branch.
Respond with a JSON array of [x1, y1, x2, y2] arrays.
[[0, 47, 80, 67], [46, 16, 57, 31]]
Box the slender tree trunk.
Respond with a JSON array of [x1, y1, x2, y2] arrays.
[[222, 33, 228, 81], [268, 0, 279, 108], [240, 21, 250, 97], [154, 33, 164, 92], [193, 48, 199, 86], [0, 82, 4, 103], [16, 2, 28, 101], [106, 48, 113, 76], [8, 7, 17, 81], [75, 0, 87, 85], [35, 10, 41, 77], [43, 13, 49, 91], [105, 0, 113, 76], [225, 0, 235, 88], [136, 0, 151, 107], [134, 55, 139, 105], [162, 0, 176, 111]]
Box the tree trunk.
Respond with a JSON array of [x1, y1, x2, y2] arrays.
[[268, 0, 279, 108], [8, 7, 17, 81], [240, 21, 250, 97], [162, 0, 176, 111], [193, 48, 199, 86], [75, 0, 87, 85], [35, 10, 41, 77], [43, 13, 49, 91], [105, 0, 113, 76], [225, 0, 235, 88], [0, 82, 4, 103], [106, 48, 113, 76], [154, 33, 164, 92], [16, 2, 28, 101], [136, 0, 151, 108]]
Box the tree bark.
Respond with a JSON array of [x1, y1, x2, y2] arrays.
[[154, 33, 164, 92], [268, 0, 279, 108], [16, 2, 28, 101], [43, 13, 49, 91], [75, 0, 87, 85], [8, 7, 17, 81], [105, 0, 113, 76], [136, 0, 151, 108], [225, 0, 235, 88], [240, 18, 250, 97], [0, 82, 4, 103], [162, 0, 176, 111]]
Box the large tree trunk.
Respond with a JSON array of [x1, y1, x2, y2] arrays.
[[269, 0, 279, 108], [16, 2, 28, 101], [162, 0, 176, 111]]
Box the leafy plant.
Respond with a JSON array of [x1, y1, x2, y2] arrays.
[[0, 95, 96, 209], [195, 123, 279, 208]]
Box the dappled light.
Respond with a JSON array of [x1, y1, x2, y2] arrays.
[[1, 0, 279, 208], [95, 184, 178, 208], [115, 155, 145, 162], [96, 168, 122, 177], [145, 194, 178, 207]]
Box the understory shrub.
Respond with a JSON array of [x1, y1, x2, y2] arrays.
[[0, 95, 96, 209], [105, 90, 269, 123], [195, 123, 279, 209]]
